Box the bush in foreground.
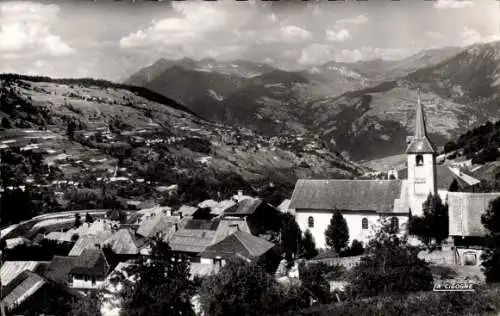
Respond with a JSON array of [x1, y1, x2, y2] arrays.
[[281, 285, 500, 316], [346, 219, 434, 299]]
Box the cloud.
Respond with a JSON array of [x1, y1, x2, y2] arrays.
[[323, 14, 367, 43], [461, 27, 500, 46], [263, 25, 313, 44], [298, 44, 409, 65], [0, 2, 74, 58], [434, 0, 474, 9], [336, 14, 369, 26], [326, 28, 351, 42], [426, 31, 443, 40], [120, 2, 228, 49]]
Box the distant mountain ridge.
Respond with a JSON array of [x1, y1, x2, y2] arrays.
[[123, 42, 500, 161]]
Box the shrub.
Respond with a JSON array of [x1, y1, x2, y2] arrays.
[[481, 196, 500, 282], [299, 262, 345, 304], [283, 285, 500, 316], [346, 219, 434, 299], [199, 257, 309, 316]]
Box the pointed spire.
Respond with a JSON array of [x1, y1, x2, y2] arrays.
[[406, 88, 436, 154], [414, 88, 427, 139]]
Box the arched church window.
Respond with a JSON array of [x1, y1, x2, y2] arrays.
[[362, 218, 368, 230], [308, 216, 314, 228], [416, 155, 424, 166], [391, 217, 399, 233]]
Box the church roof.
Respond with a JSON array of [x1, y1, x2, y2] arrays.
[[406, 89, 436, 154], [289, 179, 404, 213], [448, 192, 500, 237]]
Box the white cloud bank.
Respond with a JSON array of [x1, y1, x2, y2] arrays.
[[434, 0, 474, 10], [0, 2, 74, 58]]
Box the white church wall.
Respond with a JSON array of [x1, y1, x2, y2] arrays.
[[407, 153, 437, 217], [296, 211, 409, 249]]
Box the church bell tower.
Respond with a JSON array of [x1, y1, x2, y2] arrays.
[[407, 89, 437, 217]]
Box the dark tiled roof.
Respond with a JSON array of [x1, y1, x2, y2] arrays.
[[70, 249, 109, 277], [212, 219, 252, 244], [167, 229, 216, 254], [43, 249, 109, 283], [104, 229, 139, 255], [184, 219, 220, 231], [43, 256, 79, 284], [289, 179, 403, 213], [448, 192, 500, 237], [224, 198, 263, 216], [200, 230, 275, 260]]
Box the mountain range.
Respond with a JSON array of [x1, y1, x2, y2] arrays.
[[124, 42, 500, 162]]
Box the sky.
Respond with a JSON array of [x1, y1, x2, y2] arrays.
[[0, 0, 499, 81]]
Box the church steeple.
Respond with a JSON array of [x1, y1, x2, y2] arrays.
[[406, 89, 436, 154], [406, 88, 437, 217], [414, 89, 427, 139]]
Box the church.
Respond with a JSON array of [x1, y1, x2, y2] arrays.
[[289, 90, 493, 250]]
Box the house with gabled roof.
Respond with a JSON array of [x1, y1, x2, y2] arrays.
[[0, 261, 49, 287], [136, 213, 182, 239], [43, 249, 110, 293], [199, 230, 276, 267], [223, 198, 282, 235], [1, 270, 84, 315]]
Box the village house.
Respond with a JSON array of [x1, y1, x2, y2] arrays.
[[290, 90, 488, 249], [0, 270, 84, 314], [199, 230, 276, 267], [43, 249, 110, 293]]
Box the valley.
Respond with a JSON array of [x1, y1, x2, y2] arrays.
[[124, 43, 500, 162]]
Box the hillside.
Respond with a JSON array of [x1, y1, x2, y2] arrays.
[[441, 120, 500, 182], [0, 74, 363, 210]]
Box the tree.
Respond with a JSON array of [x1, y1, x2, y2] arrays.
[[1, 117, 11, 128], [280, 213, 302, 262], [85, 212, 94, 224], [347, 239, 365, 256], [325, 210, 349, 253], [112, 237, 195, 316], [198, 257, 308, 316], [298, 261, 344, 304], [346, 219, 434, 299], [409, 193, 449, 248], [66, 120, 77, 139], [68, 294, 103, 316], [481, 196, 500, 283], [300, 229, 318, 260], [74, 213, 82, 228]]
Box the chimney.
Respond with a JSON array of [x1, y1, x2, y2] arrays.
[[166, 209, 172, 216], [237, 190, 243, 197]]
